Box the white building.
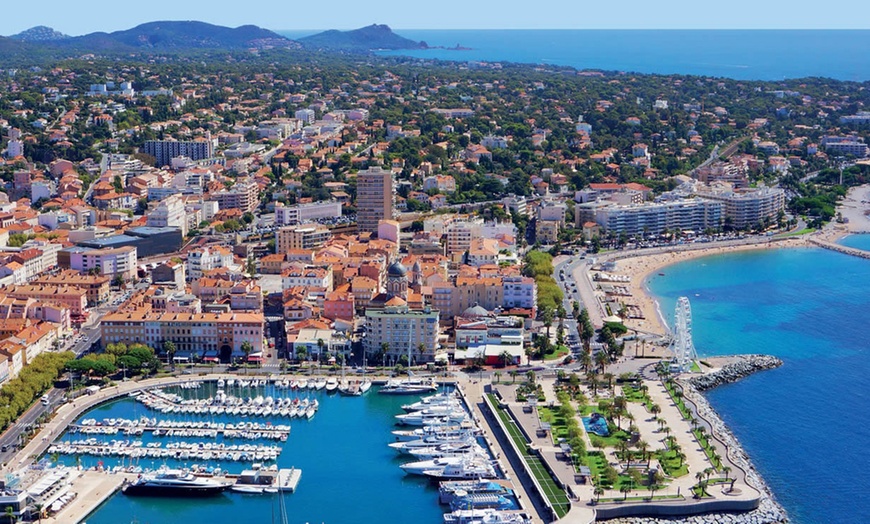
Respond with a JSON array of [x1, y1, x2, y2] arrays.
[[695, 186, 786, 229], [363, 305, 440, 363], [146, 194, 188, 235], [69, 246, 138, 279], [274, 201, 342, 227], [187, 246, 234, 280], [295, 109, 316, 124], [593, 199, 724, 237]]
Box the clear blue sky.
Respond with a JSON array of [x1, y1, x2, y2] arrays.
[[3, 0, 869, 36]]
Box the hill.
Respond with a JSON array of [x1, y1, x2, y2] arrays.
[[299, 24, 427, 52], [10, 26, 70, 42], [71, 21, 299, 51]]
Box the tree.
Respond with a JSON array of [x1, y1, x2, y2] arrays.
[[650, 403, 661, 420], [163, 341, 176, 372], [499, 350, 514, 368], [245, 256, 257, 277], [620, 483, 632, 501], [241, 341, 254, 373], [111, 273, 125, 289], [593, 485, 604, 504], [493, 371, 501, 384], [5, 505, 16, 524]]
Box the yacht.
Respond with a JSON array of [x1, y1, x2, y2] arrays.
[[389, 434, 477, 454], [378, 376, 438, 395], [422, 458, 497, 480], [407, 443, 487, 460], [438, 480, 514, 505], [314, 378, 327, 390], [325, 378, 339, 392], [122, 468, 232, 496], [359, 379, 372, 394], [443, 509, 531, 524], [402, 392, 459, 412], [395, 410, 468, 426], [392, 423, 478, 442], [400, 456, 469, 476]]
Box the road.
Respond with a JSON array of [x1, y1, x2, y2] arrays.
[[0, 308, 105, 464]]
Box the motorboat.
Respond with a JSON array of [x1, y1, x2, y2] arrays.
[[438, 480, 514, 505], [388, 434, 477, 453], [325, 378, 339, 392], [122, 468, 232, 496], [392, 423, 479, 442], [400, 456, 469, 476], [443, 509, 531, 524], [422, 458, 497, 480], [231, 484, 265, 494], [378, 376, 438, 395], [395, 410, 468, 426], [402, 392, 459, 412]]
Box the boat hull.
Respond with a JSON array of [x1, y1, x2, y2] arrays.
[[122, 483, 230, 497]]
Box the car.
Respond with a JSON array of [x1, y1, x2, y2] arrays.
[[1, 445, 8, 452]]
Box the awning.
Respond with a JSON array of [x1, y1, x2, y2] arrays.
[[246, 356, 263, 362]]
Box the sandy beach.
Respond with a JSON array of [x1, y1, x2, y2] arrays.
[[597, 184, 870, 338]]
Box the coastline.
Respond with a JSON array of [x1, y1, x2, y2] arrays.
[[604, 183, 870, 337], [606, 236, 808, 337]]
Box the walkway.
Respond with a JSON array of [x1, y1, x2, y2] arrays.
[[492, 383, 596, 524]]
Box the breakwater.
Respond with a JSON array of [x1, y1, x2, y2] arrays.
[[690, 355, 783, 392]]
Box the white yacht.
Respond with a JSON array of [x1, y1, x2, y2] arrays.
[[378, 376, 439, 395], [443, 509, 532, 524], [122, 468, 232, 496], [423, 458, 497, 480]]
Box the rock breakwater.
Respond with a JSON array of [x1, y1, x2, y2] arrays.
[[690, 355, 783, 392]]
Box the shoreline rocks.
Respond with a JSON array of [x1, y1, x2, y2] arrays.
[[690, 355, 783, 392]]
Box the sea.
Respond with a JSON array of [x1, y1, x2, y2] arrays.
[[647, 246, 870, 524], [74, 386, 448, 524], [278, 30, 870, 81]]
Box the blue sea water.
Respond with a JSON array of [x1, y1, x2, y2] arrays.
[[647, 247, 870, 524], [75, 386, 447, 524], [279, 29, 870, 81], [838, 233, 870, 251]]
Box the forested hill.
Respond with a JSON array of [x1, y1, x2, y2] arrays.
[[299, 24, 428, 52]]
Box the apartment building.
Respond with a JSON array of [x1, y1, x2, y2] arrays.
[[101, 310, 264, 363], [274, 201, 342, 227], [143, 139, 214, 167], [69, 246, 138, 280], [363, 305, 440, 363], [3, 284, 88, 319], [32, 270, 110, 306], [146, 194, 187, 235], [592, 199, 724, 237], [695, 186, 786, 229], [356, 167, 393, 234], [187, 246, 234, 280], [276, 224, 332, 253], [210, 179, 260, 214]]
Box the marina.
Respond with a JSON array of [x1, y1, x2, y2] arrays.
[[9, 375, 532, 524]]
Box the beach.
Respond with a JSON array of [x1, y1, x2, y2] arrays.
[[591, 184, 870, 338]]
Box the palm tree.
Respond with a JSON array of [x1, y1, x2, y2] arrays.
[[637, 440, 649, 467], [316, 339, 325, 361], [379, 342, 390, 366], [163, 340, 176, 372], [241, 341, 254, 374], [594, 351, 609, 374], [650, 403, 661, 420], [620, 484, 632, 501], [603, 372, 615, 391], [509, 370, 518, 384], [580, 351, 592, 373], [417, 343, 426, 367], [33, 503, 43, 524], [694, 471, 706, 498], [4, 506, 16, 524], [493, 371, 502, 384], [593, 485, 604, 504], [721, 465, 732, 482], [648, 482, 658, 501], [499, 350, 513, 368]]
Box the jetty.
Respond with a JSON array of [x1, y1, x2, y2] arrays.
[[808, 237, 870, 260]]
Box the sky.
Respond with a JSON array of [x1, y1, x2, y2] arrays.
[[3, 0, 870, 36]]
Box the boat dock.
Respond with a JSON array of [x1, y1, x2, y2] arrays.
[[276, 467, 302, 492], [41, 470, 133, 524]]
